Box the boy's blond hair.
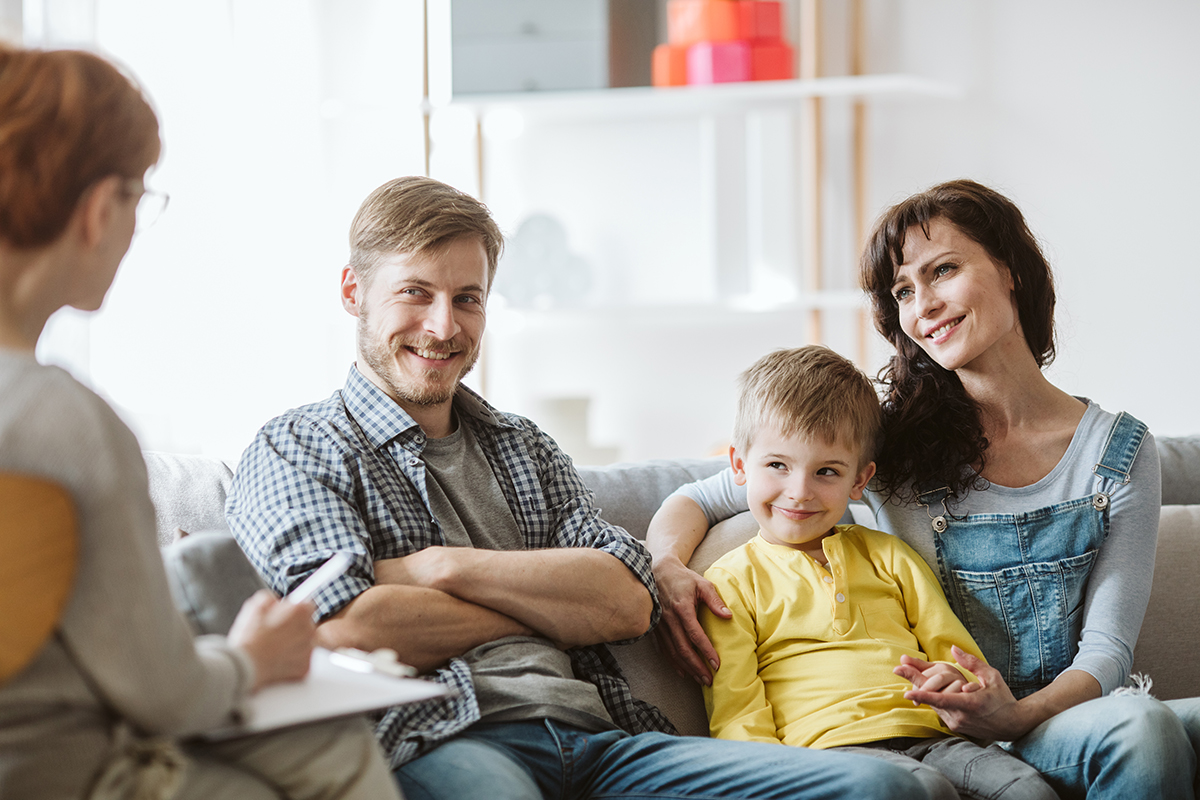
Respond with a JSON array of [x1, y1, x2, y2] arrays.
[[733, 346, 881, 465]]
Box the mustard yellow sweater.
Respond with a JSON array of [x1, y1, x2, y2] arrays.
[[701, 525, 985, 749]]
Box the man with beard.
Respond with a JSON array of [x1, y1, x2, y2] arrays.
[[226, 176, 924, 800]]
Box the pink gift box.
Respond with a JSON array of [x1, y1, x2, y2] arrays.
[[687, 40, 751, 84]]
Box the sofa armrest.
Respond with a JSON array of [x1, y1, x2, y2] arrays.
[[161, 530, 265, 636], [1131, 505, 1200, 700]]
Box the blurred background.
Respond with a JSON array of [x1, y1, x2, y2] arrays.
[[7, 0, 1199, 465]]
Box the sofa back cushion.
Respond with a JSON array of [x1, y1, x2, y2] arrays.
[[144, 451, 234, 547], [1159, 436, 1200, 505]]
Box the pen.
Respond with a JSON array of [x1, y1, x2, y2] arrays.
[[286, 552, 352, 604]]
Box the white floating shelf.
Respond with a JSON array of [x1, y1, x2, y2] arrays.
[[432, 74, 959, 122], [488, 291, 868, 328]]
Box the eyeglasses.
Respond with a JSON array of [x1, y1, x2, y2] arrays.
[[121, 178, 170, 233], [136, 188, 170, 232]]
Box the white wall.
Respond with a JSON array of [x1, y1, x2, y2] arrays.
[[31, 0, 1200, 466], [35, 0, 431, 462], [865, 0, 1200, 439], [484, 0, 1200, 465]]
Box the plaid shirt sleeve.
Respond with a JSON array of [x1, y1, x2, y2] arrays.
[[225, 400, 486, 766], [226, 409, 379, 619]]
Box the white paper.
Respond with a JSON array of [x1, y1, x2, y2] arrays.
[[200, 647, 451, 741]]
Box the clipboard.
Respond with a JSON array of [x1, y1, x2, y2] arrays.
[[199, 647, 452, 741]]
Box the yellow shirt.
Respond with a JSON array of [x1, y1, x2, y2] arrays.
[[701, 524, 986, 749]]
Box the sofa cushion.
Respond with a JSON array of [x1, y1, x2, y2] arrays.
[[144, 452, 234, 547], [610, 510, 760, 737], [576, 457, 727, 540], [1131, 504, 1200, 700], [161, 530, 266, 635], [1159, 436, 1200, 506]]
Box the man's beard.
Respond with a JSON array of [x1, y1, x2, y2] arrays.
[[357, 315, 480, 407]]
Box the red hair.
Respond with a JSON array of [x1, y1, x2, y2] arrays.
[[0, 45, 160, 248]]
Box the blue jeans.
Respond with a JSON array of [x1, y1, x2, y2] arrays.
[[1004, 694, 1197, 799], [395, 719, 927, 800]]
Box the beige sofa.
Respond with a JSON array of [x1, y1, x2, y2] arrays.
[[150, 436, 1200, 739]]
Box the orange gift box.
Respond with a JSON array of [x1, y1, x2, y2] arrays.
[[652, 43, 689, 86], [667, 0, 740, 45]]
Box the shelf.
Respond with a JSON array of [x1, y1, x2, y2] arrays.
[[431, 74, 959, 122], [488, 291, 868, 327]]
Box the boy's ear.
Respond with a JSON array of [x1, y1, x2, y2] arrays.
[[849, 461, 877, 501], [729, 444, 748, 486]]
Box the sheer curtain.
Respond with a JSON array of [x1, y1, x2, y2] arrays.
[[31, 0, 427, 461]]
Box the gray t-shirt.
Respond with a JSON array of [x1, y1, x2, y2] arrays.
[[673, 401, 1160, 695], [421, 418, 614, 731]]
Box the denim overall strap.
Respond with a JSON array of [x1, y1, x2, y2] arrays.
[[1092, 411, 1148, 488], [923, 413, 1144, 697]]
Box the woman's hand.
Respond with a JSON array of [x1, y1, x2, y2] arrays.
[[228, 589, 317, 692], [652, 554, 731, 686], [895, 645, 1031, 741]]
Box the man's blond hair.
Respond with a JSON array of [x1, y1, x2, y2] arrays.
[[348, 176, 503, 287], [733, 346, 881, 466]]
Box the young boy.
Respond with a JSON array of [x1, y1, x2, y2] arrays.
[[700, 346, 1056, 800]]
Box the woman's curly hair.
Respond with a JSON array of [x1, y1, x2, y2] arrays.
[[859, 179, 1057, 503]]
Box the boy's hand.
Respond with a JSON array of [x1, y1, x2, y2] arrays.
[[894, 652, 978, 699], [897, 646, 1027, 740], [652, 555, 730, 686]]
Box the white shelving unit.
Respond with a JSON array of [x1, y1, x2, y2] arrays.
[[436, 74, 957, 122], [425, 73, 956, 341], [418, 4, 959, 462]]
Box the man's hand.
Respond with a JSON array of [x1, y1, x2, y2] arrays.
[[228, 589, 317, 692], [895, 645, 1028, 741], [652, 554, 731, 686]]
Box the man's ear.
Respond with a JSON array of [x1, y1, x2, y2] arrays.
[[340, 265, 364, 317], [729, 444, 748, 487], [850, 461, 877, 501]]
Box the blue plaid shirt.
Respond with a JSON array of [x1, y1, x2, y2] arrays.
[[227, 366, 675, 766]]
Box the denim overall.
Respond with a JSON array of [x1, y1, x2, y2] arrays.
[[917, 412, 1148, 699]]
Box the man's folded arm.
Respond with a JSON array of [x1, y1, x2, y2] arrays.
[[374, 546, 654, 648], [315, 583, 533, 673]]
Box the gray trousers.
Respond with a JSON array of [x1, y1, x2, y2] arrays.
[[86, 716, 402, 800], [835, 736, 1057, 800]]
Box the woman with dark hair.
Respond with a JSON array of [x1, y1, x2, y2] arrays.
[[0, 45, 402, 799], [647, 179, 1197, 798]]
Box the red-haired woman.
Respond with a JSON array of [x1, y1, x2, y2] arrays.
[[648, 180, 1198, 798], [0, 45, 402, 800]]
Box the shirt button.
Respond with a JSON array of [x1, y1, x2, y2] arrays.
[[836, 593, 846, 603], [408, 458, 419, 466], [822, 575, 834, 584]]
